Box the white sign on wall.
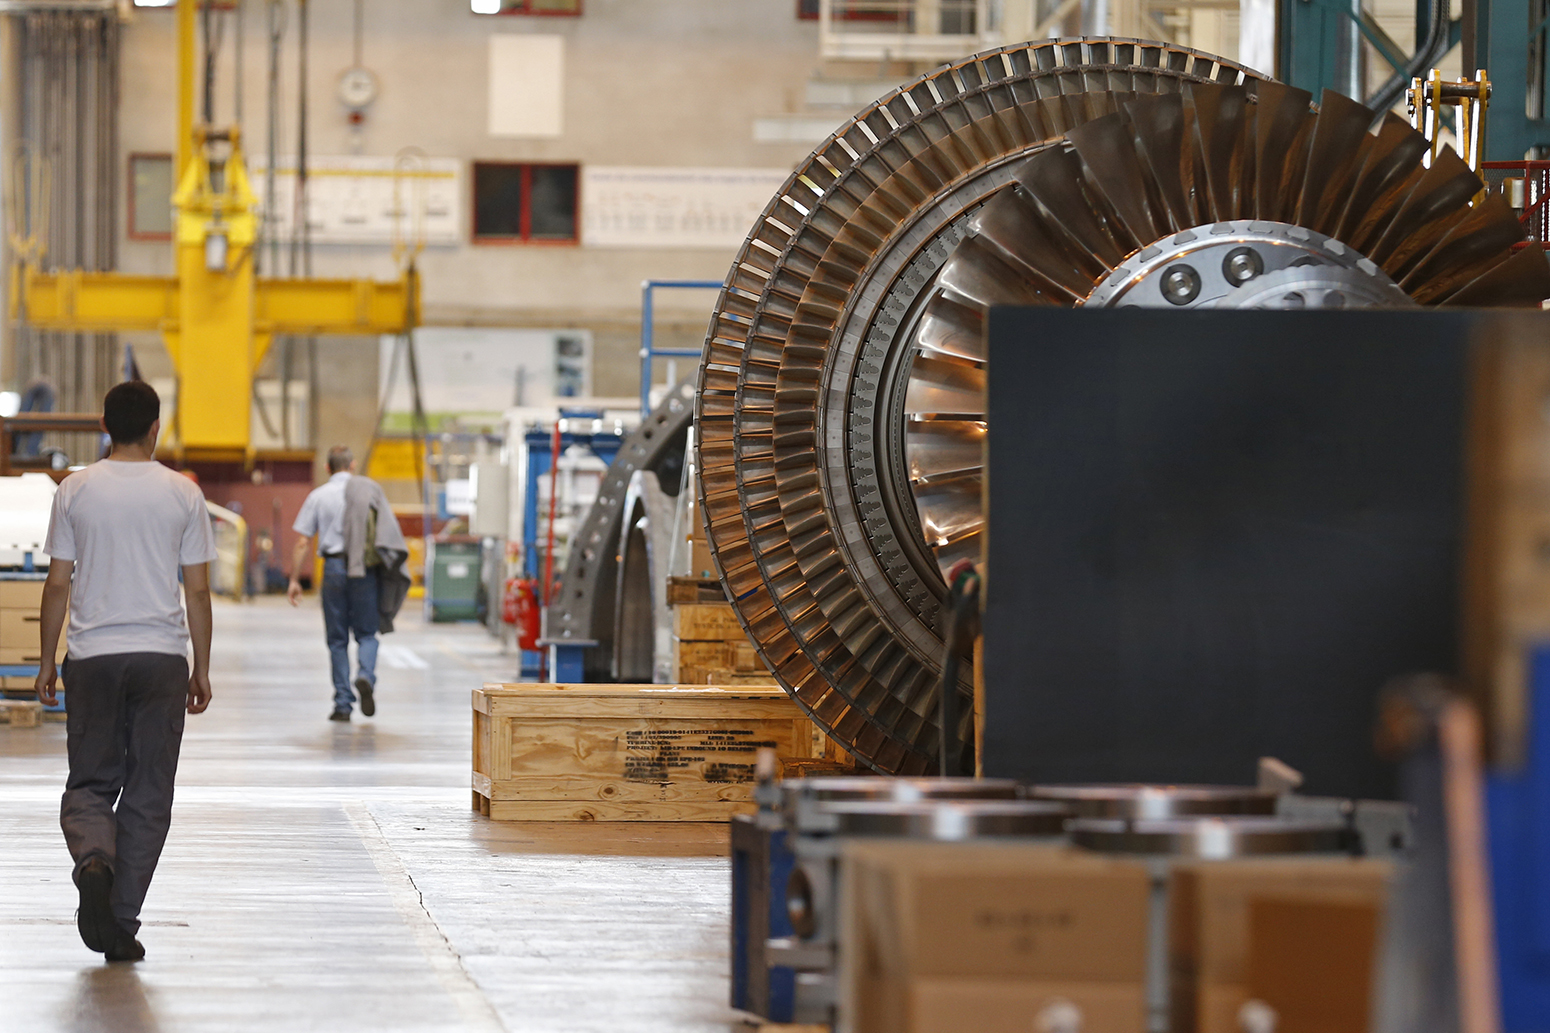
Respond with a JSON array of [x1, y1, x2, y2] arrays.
[[252, 156, 461, 247], [488, 35, 564, 138], [581, 166, 790, 249], [379, 327, 593, 424]]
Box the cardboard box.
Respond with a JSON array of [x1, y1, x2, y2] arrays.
[[0, 580, 44, 609], [1246, 898, 1380, 1033], [842, 840, 1149, 1033], [1169, 858, 1392, 1033], [0, 608, 41, 648]]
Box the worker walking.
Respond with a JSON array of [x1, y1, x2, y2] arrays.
[[36, 380, 217, 962], [288, 446, 408, 722]]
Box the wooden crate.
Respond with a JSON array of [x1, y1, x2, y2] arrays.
[[672, 603, 745, 641], [0, 699, 42, 727], [472, 683, 826, 821]]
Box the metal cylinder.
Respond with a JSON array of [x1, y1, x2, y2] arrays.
[[1068, 816, 1349, 858], [1026, 783, 1279, 819], [821, 799, 1070, 840]]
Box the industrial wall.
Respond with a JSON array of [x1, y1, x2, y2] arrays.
[[111, 0, 869, 423]]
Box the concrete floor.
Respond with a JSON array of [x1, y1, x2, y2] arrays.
[[0, 597, 742, 1033]]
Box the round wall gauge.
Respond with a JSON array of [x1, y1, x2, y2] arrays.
[[337, 66, 379, 110]]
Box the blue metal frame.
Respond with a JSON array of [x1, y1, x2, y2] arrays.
[[638, 279, 723, 417], [520, 416, 622, 678]]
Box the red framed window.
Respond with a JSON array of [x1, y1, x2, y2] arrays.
[[797, 0, 908, 21], [472, 162, 579, 244], [470, 0, 581, 14], [128, 153, 174, 241]]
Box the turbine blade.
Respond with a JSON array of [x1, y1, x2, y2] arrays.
[[1068, 112, 1164, 249], [1366, 146, 1483, 267], [906, 419, 986, 482], [1013, 145, 1126, 267], [1125, 93, 1193, 231], [1437, 245, 1550, 307], [905, 356, 986, 417], [1402, 193, 1530, 295], [1297, 89, 1376, 229], [915, 293, 987, 363], [1331, 112, 1428, 244], [1185, 82, 1249, 220], [1248, 79, 1315, 222], [968, 188, 1104, 301]]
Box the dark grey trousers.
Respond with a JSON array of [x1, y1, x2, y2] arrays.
[[60, 652, 188, 935]]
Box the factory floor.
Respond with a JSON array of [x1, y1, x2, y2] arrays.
[[0, 597, 741, 1033]]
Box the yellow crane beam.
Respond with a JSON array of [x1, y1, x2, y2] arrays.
[[13, 269, 415, 342], [7, 0, 419, 462]]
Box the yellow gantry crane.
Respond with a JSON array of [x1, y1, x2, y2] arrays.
[[8, 0, 418, 463]]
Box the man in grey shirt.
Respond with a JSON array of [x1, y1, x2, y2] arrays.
[[36, 379, 217, 962], [289, 446, 387, 721]]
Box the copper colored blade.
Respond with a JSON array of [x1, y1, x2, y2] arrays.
[[968, 188, 1102, 301], [905, 419, 986, 482], [1331, 112, 1428, 244], [1403, 193, 1530, 295], [935, 234, 1050, 308], [915, 292, 987, 363], [1248, 79, 1314, 222], [1186, 82, 1249, 221], [1366, 147, 1483, 267], [1013, 146, 1126, 268], [1296, 89, 1375, 229], [1437, 245, 1550, 307], [1125, 94, 1192, 232], [1068, 113, 1163, 249], [912, 471, 984, 546], [905, 356, 987, 416]]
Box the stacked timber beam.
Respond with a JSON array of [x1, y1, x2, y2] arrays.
[[0, 578, 65, 724]]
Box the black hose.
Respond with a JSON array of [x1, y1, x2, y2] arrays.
[[937, 566, 980, 777], [1366, 0, 1451, 116]]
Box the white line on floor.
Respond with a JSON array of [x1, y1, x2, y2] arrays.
[[344, 801, 507, 1033], [379, 644, 430, 670]]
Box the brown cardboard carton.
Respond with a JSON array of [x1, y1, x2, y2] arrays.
[[843, 840, 1149, 1033], [910, 979, 1146, 1033], [1169, 858, 1392, 1033], [1247, 897, 1380, 1033], [0, 579, 44, 609]]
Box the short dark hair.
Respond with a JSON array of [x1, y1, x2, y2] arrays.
[[327, 445, 354, 473], [102, 380, 161, 445]]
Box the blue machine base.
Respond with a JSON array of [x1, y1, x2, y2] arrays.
[[1488, 645, 1550, 1032]]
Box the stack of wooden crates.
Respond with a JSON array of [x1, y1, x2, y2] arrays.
[[668, 503, 777, 687], [0, 577, 63, 726]]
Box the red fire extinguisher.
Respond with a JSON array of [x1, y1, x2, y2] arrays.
[[504, 576, 541, 652]]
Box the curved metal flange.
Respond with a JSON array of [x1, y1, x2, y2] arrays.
[[548, 380, 693, 681]]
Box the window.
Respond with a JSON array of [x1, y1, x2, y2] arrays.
[[129, 153, 174, 240], [472, 163, 579, 243], [471, 0, 581, 14]]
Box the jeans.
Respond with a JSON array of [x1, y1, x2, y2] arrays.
[[59, 652, 189, 935], [321, 555, 379, 712]]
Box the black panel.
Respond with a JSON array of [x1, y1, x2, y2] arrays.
[[983, 309, 1481, 799]]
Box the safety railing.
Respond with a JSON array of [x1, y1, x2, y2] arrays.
[[817, 0, 1005, 62]]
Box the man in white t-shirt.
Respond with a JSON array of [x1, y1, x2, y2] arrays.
[[35, 380, 217, 963]]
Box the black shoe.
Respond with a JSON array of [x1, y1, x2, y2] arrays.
[[355, 676, 375, 717], [75, 857, 116, 953], [104, 926, 145, 963], [329, 708, 351, 722]]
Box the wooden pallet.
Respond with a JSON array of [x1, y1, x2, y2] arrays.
[[472, 683, 831, 821], [0, 699, 43, 727]]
